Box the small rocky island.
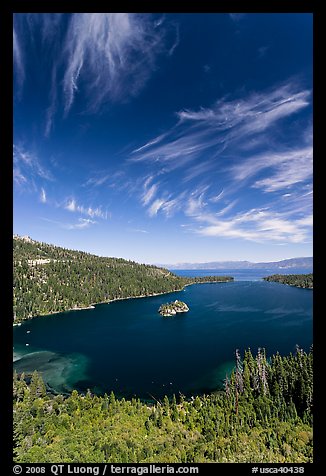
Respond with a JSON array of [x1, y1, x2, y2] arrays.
[[158, 300, 189, 316]]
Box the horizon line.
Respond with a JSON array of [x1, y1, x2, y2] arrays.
[[13, 234, 312, 267]]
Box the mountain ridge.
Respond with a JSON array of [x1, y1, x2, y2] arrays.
[[157, 257, 313, 270]]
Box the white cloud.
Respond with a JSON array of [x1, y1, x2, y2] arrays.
[[14, 13, 177, 135], [65, 199, 76, 212], [229, 146, 313, 191], [196, 207, 312, 244], [168, 23, 180, 56], [13, 144, 54, 187], [84, 170, 127, 190], [253, 153, 312, 192], [209, 190, 224, 203], [84, 174, 111, 187], [132, 132, 169, 154], [142, 183, 159, 206], [186, 188, 208, 216], [131, 83, 311, 177], [41, 217, 97, 230], [40, 188, 47, 203], [176, 87, 310, 137], [160, 196, 183, 217], [148, 198, 166, 217], [66, 218, 97, 230], [129, 81, 312, 245], [296, 215, 313, 227], [177, 108, 217, 122], [62, 13, 169, 113], [183, 160, 216, 183], [13, 168, 27, 186], [45, 65, 58, 137], [13, 27, 24, 87], [215, 200, 238, 217], [140, 175, 183, 217], [64, 198, 109, 220]]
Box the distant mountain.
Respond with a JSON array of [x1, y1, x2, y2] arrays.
[[158, 257, 313, 270]]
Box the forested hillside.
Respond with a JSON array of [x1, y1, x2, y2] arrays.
[[13, 347, 313, 463], [13, 236, 186, 322], [13, 236, 234, 322], [263, 274, 313, 289]]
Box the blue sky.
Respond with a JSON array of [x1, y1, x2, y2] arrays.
[[13, 13, 313, 264]]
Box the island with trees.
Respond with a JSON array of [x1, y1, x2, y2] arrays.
[[263, 273, 313, 289], [158, 300, 189, 316], [13, 235, 233, 322]]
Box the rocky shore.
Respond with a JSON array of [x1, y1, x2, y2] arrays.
[[158, 300, 189, 316]]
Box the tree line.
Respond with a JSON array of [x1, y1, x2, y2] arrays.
[[13, 346, 313, 463], [263, 274, 313, 289], [13, 237, 233, 322]]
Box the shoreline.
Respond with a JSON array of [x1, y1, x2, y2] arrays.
[[13, 279, 233, 325], [70, 305, 95, 311], [13, 288, 185, 325]]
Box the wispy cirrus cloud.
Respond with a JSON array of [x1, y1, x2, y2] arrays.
[[42, 217, 97, 230], [40, 188, 47, 203], [129, 80, 312, 244], [139, 174, 188, 218], [142, 183, 159, 206], [14, 13, 178, 136], [63, 14, 168, 113], [187, 181, 313, 243], [231, 147, 313, 190], [83, 170, 128, 191], [195, 208, 313, 244], [131, 83, 310, 173], [252, 149, 313, 192], [13, 27, 24, 88], [141, 176, 160, 206], [84, 174, 112, 188], [13, 144, 54, 187], [66, 218, 97, 230], [13, 167, 27, 186], [64, 198, 109, 220]]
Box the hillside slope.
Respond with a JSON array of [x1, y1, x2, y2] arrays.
[[13, 236, 186, 322]]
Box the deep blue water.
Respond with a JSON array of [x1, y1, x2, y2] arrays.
[[172, 267, 312, 281], [13, 269, 312, 399]]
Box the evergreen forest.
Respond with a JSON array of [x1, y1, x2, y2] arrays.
[[263, 274, 313, 289], [13, 347, 313, 463], [13, 236, 233, 322], [13, 236, 313, 463], [14, 237, 225, 322]]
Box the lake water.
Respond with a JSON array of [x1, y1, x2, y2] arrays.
[[13, 268, 313, 400]]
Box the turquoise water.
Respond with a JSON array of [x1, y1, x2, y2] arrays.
[[13, 271, 312, 399]]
